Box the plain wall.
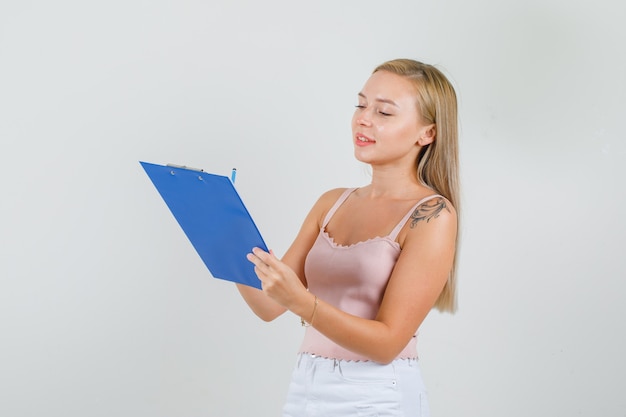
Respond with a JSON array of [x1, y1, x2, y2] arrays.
[[1, 1, 625, 416]]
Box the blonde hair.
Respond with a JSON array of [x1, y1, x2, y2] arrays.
[[374, 58, 460, 313]]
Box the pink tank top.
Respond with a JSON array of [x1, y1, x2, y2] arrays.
[[299, 188, 442, 361]]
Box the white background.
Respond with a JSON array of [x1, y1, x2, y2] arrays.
[[1, 1, 625, 416]]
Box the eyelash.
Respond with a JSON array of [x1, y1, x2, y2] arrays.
[[354, 105, 392, 117]]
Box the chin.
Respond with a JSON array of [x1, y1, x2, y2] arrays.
[[353, 148, 378, 164], [353, 150, 369, 164]]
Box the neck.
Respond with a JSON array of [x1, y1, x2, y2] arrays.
[[365, 165, 425, 199]]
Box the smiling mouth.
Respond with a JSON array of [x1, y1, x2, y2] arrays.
[[356, 134, 375, 143]]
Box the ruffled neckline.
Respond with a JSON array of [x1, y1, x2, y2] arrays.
[[320, 228, 400, 250]]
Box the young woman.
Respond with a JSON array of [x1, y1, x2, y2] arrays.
[[239, 58, 460, 416]]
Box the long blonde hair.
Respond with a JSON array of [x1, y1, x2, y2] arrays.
[[374, 59, 460, 313]]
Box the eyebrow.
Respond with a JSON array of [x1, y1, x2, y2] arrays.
[[358, 92, 399, 107]]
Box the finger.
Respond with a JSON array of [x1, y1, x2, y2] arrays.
[[251, 248, 274, 267], [251, 247, 266, 253], [247, 252, 272, 274], [247, 249, 266, 261], [246, 252, 261, 266]]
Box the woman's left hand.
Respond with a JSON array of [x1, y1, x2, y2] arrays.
[[246, 247, 308, 310]]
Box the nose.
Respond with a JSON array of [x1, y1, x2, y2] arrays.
[[354, 109, 372, 127]]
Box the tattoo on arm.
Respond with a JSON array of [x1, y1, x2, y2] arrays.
[[409, 198, 450, 228]]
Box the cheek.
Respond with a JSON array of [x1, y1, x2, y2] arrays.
[[379, 126, 416, 148], [396, 123, 420, 141]]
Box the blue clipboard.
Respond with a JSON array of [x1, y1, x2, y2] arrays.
[[140, 161, 267, 289]]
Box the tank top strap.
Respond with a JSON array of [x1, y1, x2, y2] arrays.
[[388, 194, 443, 241], [321, 188, 357, 228]]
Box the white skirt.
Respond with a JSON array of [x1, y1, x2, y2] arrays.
[[282, 354, 430, 417]]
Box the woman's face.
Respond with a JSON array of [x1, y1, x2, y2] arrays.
[[351, 70, 434, 167]]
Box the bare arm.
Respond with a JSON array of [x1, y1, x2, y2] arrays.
[[235, 283, 285, 322], [249, 197, 457, 363]]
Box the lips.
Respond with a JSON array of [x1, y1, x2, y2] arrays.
[[355, 133, 375, 144]]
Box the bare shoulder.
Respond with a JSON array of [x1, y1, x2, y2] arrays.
[[308, 188, 349, 226], [408, 196, 457, 230], [316, 188, 349, 206], [399, 196, 457, 249]]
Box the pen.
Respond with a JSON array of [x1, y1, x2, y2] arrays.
[[231, 168, 237, 184]]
